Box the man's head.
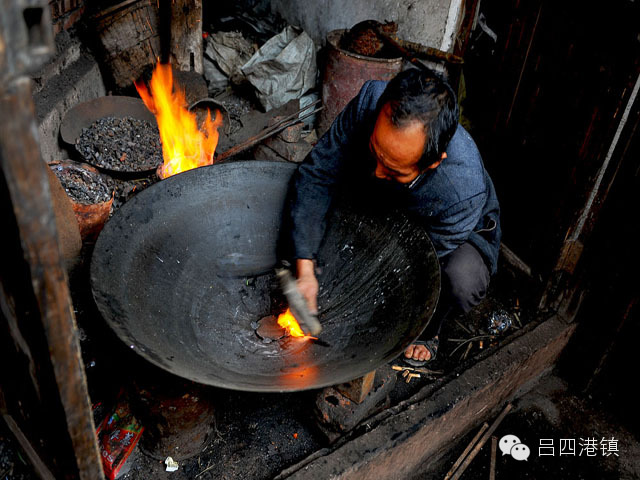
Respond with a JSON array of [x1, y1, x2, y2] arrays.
[[370, 68, 459, 184]]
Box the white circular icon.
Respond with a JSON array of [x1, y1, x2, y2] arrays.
[[510, 443, 531, 461], [499, 435, 521, 455]]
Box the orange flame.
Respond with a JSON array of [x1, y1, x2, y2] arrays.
[[135, 63, 222, 178], [276, 308, 307, 338]]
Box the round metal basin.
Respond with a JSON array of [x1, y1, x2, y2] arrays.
[[91, 161, 440, 392]]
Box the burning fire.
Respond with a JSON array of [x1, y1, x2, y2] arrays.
[[277, 308, 307, 338], [135, 63, 222, 178]]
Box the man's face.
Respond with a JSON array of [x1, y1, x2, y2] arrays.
[[369, 104, 427, 184]]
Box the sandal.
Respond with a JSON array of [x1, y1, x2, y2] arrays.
[[404, 337, 439, 367]]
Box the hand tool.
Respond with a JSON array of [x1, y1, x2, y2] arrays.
[[276, 267, 322, 336]]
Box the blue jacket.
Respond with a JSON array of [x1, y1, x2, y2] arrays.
[[290, 80, 501, 274]]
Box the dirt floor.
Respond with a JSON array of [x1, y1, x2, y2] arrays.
[[116, 389, 324, 480], [427, 374, 640, 480], [0, 425, 37, 480], [4, 372, 638, 480]]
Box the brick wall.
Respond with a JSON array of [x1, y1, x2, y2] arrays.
[[49, 0, 86, 34]]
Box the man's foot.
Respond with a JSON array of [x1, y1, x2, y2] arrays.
[[404, 336, 439, 366]]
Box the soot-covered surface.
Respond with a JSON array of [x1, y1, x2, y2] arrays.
[[90, 161, 440, 391], [118, 389, 325, 480]]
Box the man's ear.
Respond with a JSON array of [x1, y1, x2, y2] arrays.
[[426, 152, 446, 170]]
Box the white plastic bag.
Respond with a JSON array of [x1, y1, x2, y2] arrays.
[[242, 26, 317, 111], [205, 31, 255, 85]]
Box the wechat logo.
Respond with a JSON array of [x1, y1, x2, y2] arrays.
[[499, 434, 530, 461]]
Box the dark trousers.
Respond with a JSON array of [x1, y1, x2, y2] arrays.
[[426, 242, 491, 337]]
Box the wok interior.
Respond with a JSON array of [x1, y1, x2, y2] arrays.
[[91, 161, 439, 391]]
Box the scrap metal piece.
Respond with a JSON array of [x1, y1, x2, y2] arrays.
[[405, 373, 420, 383], [391, 364, 443, 376]]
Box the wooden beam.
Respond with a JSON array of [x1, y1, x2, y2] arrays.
[[335, 371, 376, 404], [499, 243, 533, 278], [0, 78, 105, 480], [540, 72, 640, 313]]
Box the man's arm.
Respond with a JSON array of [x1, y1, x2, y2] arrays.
[[295, 258, 318, 313], [290, 81, 381, 310], [290, 86, 369, 259]]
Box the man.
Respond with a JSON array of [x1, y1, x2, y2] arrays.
[[289, 68, 501, 364]]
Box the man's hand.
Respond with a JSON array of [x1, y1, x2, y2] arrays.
[[296, 259, 318, 314]]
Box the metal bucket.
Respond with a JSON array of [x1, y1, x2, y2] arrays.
[[318, 30, 402, 136], [49, 160, 114, 241]]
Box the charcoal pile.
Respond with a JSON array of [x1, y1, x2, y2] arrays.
[[75, 116, 163, 172], [50, 163, 112, 205], [105, 176, 157, 211]]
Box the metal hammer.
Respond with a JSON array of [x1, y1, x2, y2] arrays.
[[276, 267, 322, 336]]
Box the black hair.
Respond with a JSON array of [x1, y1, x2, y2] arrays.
[[376, 68, 459, 170]]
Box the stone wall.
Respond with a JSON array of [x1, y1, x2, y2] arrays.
[[32, 31, 106, 163]]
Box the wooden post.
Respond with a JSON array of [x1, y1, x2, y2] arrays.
[[0, 3, 102, 477], [170, 0, 203, 73], [490, 436, 497, 480], [335, 371, 377, 404], [539, 73, 640, 316], [92, 0, 162, 88], [0, 78, 105, 480]]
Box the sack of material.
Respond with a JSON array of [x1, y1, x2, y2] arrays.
[[204, 31, 256, 85], [242, 26, 317, 111]]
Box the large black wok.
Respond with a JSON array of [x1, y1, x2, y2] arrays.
[[91, 161, 440, 392]]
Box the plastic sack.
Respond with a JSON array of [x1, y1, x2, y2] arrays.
[[204, 31, 255, 85], [242, 26, 317, 111]]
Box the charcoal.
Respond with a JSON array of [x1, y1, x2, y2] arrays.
[[104, 175, 157, 211], [75, 116, 163, 172], [50, 164, 112, 205]]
